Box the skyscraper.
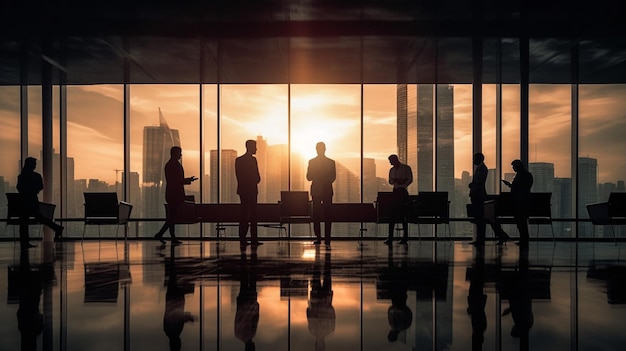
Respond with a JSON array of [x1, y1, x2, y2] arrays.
[[529, 162, 555, 192], [142, 109, 181, 235], [210, 149, 238, 203], [578, 157, 598, 238], [397, 84, 418, 194], [398, 84, 455, 209]]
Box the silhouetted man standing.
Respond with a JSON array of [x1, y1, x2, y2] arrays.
[[503, 159, 534, 244], [155, 146, 197, 244], [236, 139, 262, 248], [307, 142, 336, 248], [17, 157, 63, 248], [385, 154, 412, 245], [469, 153, 510, 245], [469, 153, 488, 245]]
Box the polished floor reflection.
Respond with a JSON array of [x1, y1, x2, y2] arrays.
[[1, 239, 625, 351]]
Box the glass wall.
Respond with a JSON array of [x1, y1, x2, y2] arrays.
[[4, 79, 626, 240], [0, 86, 21, 234], [529, 85, 572, 238], [67, 85, 124, 236], [579, 84, 626, 239]]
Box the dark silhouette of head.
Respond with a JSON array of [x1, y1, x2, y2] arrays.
[[170, 146, 182, 160], [315, 142, 326, 156], [388, 154, 400, 167], [473, 153, 485, 166], [22, 157, 37, 172], [245, 140, 257, 155], [511, 159, 525, 173]]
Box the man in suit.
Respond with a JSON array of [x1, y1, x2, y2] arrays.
[[236, 139, 262, 248], [155, 146, 197, 244], [307, 142, 336, 248]]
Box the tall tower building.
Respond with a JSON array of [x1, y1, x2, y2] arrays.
[[334, 161, 360, 203], [397, 84, 418, 194], [210, 149, 238, 203], [362, 157, 377, 203], [142, 109, 181, 220], [399, 85, 455, 212], [417, 85, 434, 192], [529, 162, 555, 192], [255, 136, 268, 202], [265, 143, 288, 203], [578, 157, 598, 238]]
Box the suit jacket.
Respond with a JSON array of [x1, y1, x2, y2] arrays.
[[307, 156, 336, 198], [165, 158, 187, 204], [469, 162, 488, 200], [235, 153, 261, 195]]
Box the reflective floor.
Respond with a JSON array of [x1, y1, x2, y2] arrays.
[[1, 239, 625, 351]]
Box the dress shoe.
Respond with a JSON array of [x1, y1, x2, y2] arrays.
[[383, 239, 393, 245], [313, 239, 322, 245], [154, 233, 166, 244], [251, 241, 263, 247], [171, 238, 182, 244], [469, 240, 485, 246], [21, 242, 37, 249]]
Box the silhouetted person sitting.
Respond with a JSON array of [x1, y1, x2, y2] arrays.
[[236, 139, 262, 248], [155, 146, 197, 245], [385, 154, 413, 245], [307, 142, 336, 248], [163, 245, 196, 351], [502, 160, 533, 244], [235, 253, 259, 351], [307, 249, 335, 351], [17, 157, 63, 248]]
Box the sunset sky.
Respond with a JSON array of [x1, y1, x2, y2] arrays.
[[1, 84, 625, 187]]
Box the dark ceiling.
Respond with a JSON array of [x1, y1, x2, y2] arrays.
[[1, 0, 625, 85]]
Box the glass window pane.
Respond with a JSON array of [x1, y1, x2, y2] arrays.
[[579, 84, 626, 238], [217, 84, 288, 238], [130, 85, 200, 237], [291, 84, 362, 237], [0, 86, 21, 231], [67, 85, 124, 237], [363, 84, 396, 204], [447, 84, 472, 236], [529, 84, 571, 238]]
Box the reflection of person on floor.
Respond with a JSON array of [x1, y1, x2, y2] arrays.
[[16, 250, 43, 351], [503, 245, 533, 350], [385, 248, 412, 342], [17, 156, 64, 248], [155, 146, 197, 244], [467, 245, 487, 350], [235, 251, 260, 351], [307, 248, 335, 351], [163, 246, 196, 351]]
